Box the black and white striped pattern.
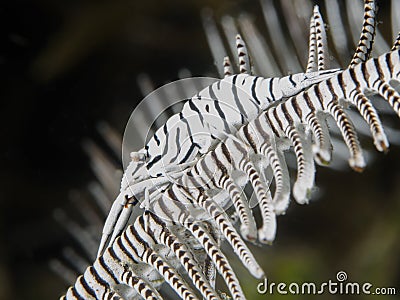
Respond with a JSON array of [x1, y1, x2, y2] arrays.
[[349, 0, 377, 67], [140, 70, 341, 178], [306, 5, 328, 72], [99, 0, 382, 257], [155, 46, 399, 246], [98, 62, 341, 258], [61, 1, 400, 299], [62, 211, 227, 300]]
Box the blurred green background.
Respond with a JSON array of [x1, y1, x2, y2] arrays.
[[0, 0, 399, 299]]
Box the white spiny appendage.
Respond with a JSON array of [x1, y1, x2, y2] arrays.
[[154, 196, 247, 299], [218, 173, 258, 241], [256, 131, 291, 215], [350, 0, 377, 67], [67, 205, 252, 299], [346, 0, 388, 57], [313, 5, 328, 71], [133, 214, 221, 300], [305, 112, 333, 166], [326, 101, 364, 168], [147, 211, 246, 300], [167, 184, 264, 278], [306, 5, 317, 72], [284, 125, 315, 204], [306, 5, 327, 72], [221, 133, 276, 243], [235, 34, 251, 74]]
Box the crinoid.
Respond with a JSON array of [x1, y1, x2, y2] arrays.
[[57, 1, 400, 299]]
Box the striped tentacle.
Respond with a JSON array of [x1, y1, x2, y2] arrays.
[[306, 5, 327, 72], [217, 173, 258, 242], [99, 215, 201, 300], [168, 184, 264, 279], [191, 127, 277, 243], [256, 135, 291, 215], [63, 263, 124, 300], [63, 276, 96, 300], [350, 0, 377, 67], [237, 115, 291, 215], [314, 5, 328, 71], [185, 221, 245, 300], [325, 99, 365, 172], [135, 212, 222, 300], [141, 250, 197, 300], [62, 246, 162, 300], [373, 80, 400, 117], [222, 135, 276, 243], [92, 249, 161, 300], [264, 83, 363, 174], [240, 106, 317, 210], [180, 124, 277, 243], [62, 274, 122, 300], [338, 51, 400, 151], [236, 34, 251, 74], [152, 196, 247, 300], [264, 105, 317, 204], [182, 145, 258, 242], [305, 6, 317, 72], [304, 112, 332, 165], [349, 78, 388, 151], [194, 156, 259, 242], [115, 225, 199, 300], [284, 125, 315, 204], [274, 50, 400, 173]]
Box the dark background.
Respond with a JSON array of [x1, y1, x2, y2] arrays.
[[1, 0, 399, 299]]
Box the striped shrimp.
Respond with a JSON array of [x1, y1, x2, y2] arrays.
[[98, 0, 379, 257], [98, 48, 341, 256]]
